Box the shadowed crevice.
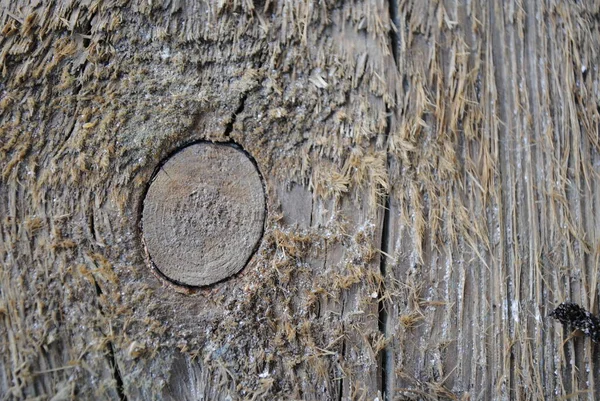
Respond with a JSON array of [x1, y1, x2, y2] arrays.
[[337, 337, 346, 401], [378, 195, 392, 401], [106, 339, 127, 401], [378, 1, 399, 400], [224, 93, 248, 137], [93, 280, 127, 401]]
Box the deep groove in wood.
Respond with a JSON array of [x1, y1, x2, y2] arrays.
[[224, 93, 247, 137], [337, 338, 346, 401], [88, 209, 96, 244], [378, 1, 399, 399], [106, 340, 127, 401], [93, 280, 127, 401], [378, 195, 391, 401]]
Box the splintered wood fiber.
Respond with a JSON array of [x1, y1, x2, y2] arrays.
[[1, 0, 600, 400]]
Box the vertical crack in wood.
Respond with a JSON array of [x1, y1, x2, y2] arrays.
[[337, 338, 346, 401], [337, 293, 347, 401], [106, 337, 127, 401], [88, 208, 96, 244], [92, 279, 127, 401], [223, 93, 247, 137], [378, 1, 399, 400], [378, 196, 392, 401]]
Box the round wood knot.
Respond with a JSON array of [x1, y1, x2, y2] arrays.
[[142, 143, 265, 287]]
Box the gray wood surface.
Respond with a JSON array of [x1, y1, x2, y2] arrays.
[[2, 0, 600, 400], [141, 142, 266, 287]]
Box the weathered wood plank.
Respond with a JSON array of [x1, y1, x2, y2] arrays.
[[383, 0, 600, 399], [1, 0, 396, 400], [4, 0, 600, 400]]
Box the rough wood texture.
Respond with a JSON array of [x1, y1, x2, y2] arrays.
[[2, 0, 600, 400], [382, 1, 600, 400], [142, 142, 265, 288]]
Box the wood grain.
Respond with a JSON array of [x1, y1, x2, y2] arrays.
[[2, 0, 600, 400], [383, 1, 600, 399]]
